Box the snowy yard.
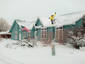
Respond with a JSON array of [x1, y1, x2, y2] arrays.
[[0, 39, 85, 64]]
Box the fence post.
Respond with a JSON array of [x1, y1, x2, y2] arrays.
[[51, 44, 56, 56]]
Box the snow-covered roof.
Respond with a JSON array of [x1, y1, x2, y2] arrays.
[[39, 17, 53, 27], [37, 11, 85, 28], [56, 11, 85, 27], [16, 18, 54, 29], [16, 19, 35, 30], [14, 11, 85, 29], [0, 32, 10, 34]]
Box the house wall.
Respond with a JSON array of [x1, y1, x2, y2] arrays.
[[21, 30, 28, 39], [63, 29, 71, 43], [30, 26, 35, 39], [55, 27, 74, 44], [41, 28, 47, 42], [29, 18, 56, 42], [11, 22, 20, 40], [30, 18, 43, 40], [62, 18, 83, 43], [47, 27, 55, 40], [75, 19, 83, 27], [36, 28, 42, 40], [55, 28, 64, 44], [30, 26, 55, 43]]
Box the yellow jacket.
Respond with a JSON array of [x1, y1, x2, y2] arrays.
[[49, 13, 56, 21]]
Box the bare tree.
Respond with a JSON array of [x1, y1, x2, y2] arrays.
[[0, 18, 10, 32]]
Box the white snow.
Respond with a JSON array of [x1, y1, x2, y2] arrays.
[[0, 39, 85, 64], [40, 17, 52, 27], [16, 19, 35, 30], [0, 32, 10, 34], [56, 11, 85, 27]]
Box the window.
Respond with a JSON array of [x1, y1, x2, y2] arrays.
[[42, 29, 47, 39], [23, 31, 27, 39]]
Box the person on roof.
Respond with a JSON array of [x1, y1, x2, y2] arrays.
[[49, 12, 56, 24]]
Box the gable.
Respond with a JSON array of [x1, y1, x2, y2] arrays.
[[9, 20, 21, 32], [9, 20, 17, 32], [35, 18, 43, 26], [75, 18, 83, 27]]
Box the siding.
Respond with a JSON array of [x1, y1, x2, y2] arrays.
[[30, 26, 35, 38], [75, 19, 83, 27], [36, 28, 41, 40], [47, 27, 55, 40], [21, 31, 28, 39], [11, 22, 20, 40]]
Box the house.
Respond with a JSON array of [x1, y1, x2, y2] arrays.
[[9, 11, 85, 44], [9, 19, 32, 40], [9, 18, 56, 44], [32, 17, 56, 42], [55, 11, 85, 43]]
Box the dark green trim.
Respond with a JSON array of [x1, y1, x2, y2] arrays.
[[35, 18, 43, 26], [9, 20, 17, 32], [63, 18, 83, 29]]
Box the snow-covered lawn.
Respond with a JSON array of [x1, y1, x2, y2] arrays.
[[0, 39, 85, 64]]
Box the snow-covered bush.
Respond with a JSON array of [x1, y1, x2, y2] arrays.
[[14, 40, 34, 48], [66, 27, 85, 49]]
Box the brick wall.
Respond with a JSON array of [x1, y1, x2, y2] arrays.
[[55, 28, 64, 44]]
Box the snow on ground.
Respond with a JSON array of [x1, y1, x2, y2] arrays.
[[0, 39, 85, 64]]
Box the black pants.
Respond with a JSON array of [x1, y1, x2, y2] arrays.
[[51, 20, 54, 24]]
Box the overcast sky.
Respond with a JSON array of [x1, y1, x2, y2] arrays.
[[0, 0, 85, 22]]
